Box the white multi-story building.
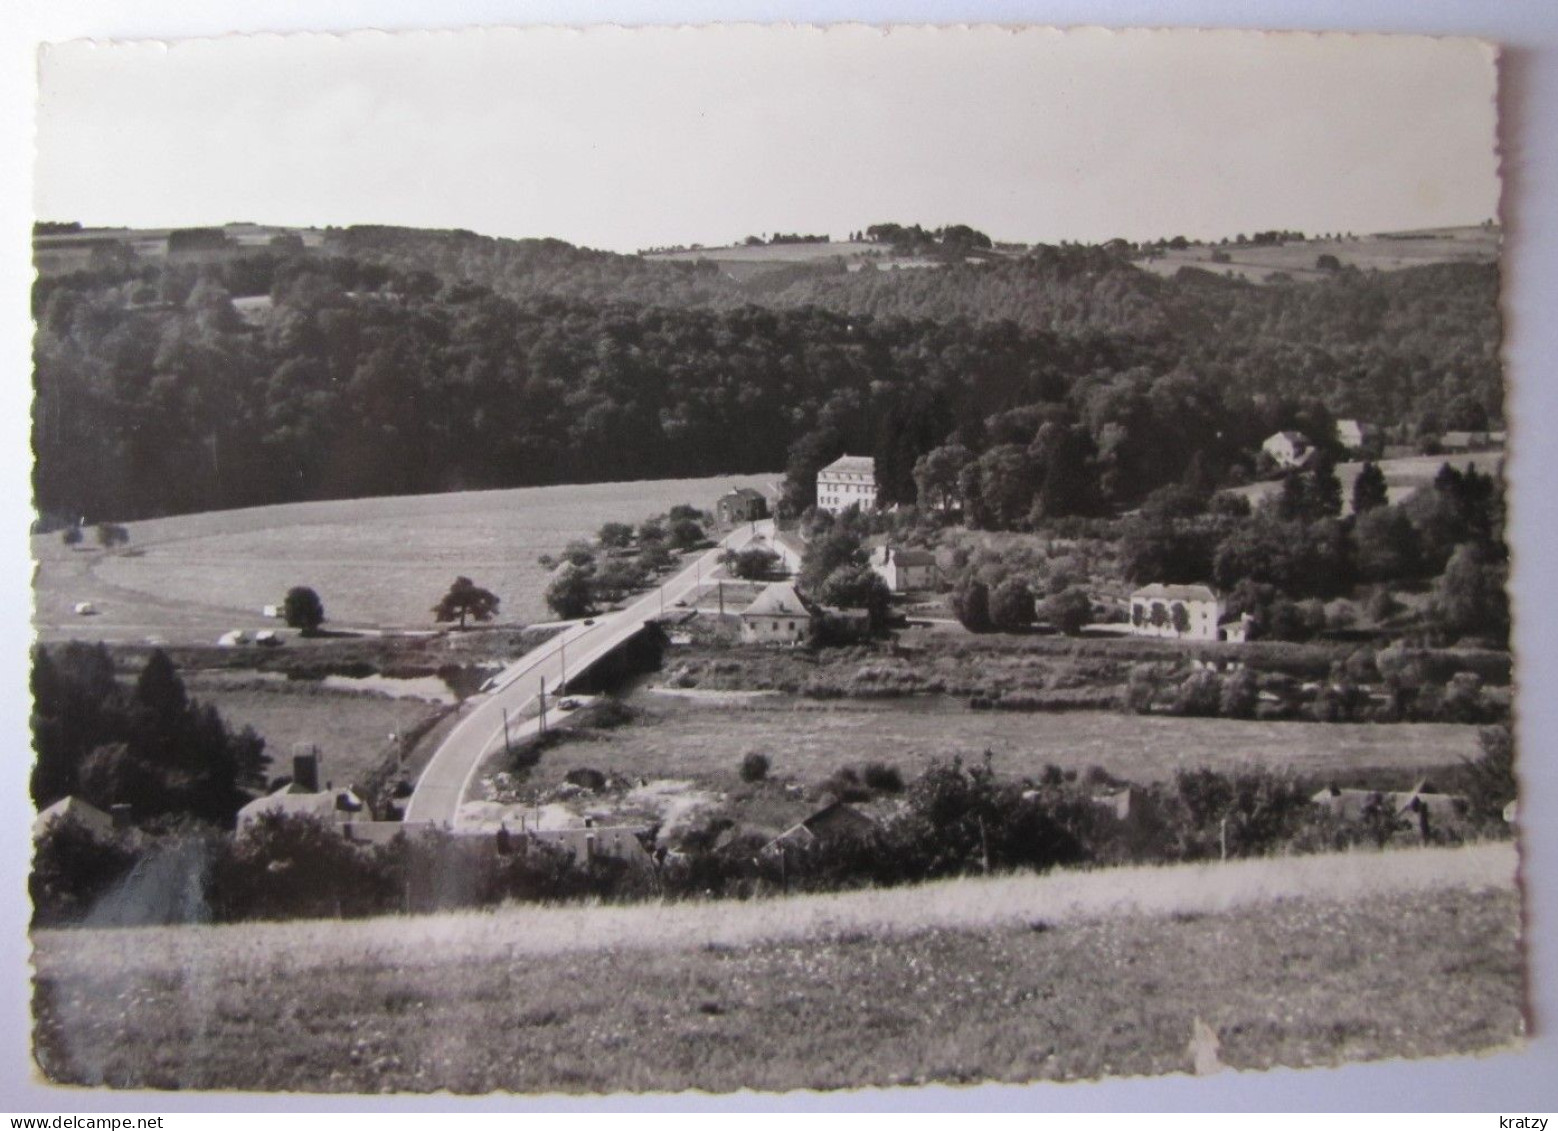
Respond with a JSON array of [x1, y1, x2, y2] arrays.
[[1129, 583, 1224, 642], [816, 454, 877, 514]]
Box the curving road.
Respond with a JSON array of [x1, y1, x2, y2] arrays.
[[403, 519, 783, 824]]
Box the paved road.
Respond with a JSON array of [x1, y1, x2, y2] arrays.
[[403, 520, 779, 824]]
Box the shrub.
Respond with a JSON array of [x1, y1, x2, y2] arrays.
[[563, 767, 607, 792], [861, 762, 904, 793], [95, 522, 129, 549], [1039, 586, 1092, 636], [1459, 724, 1516, 822], [739, 752, 770, 782], [989, 578, 1036, 632], [585, 699, 636, 729], [283, 586, 326, 633], [952, 577, 993, 633], [1172, 670, 1222, 717], [1218, 669, 1258, 719], [820, 766, 872, 803]]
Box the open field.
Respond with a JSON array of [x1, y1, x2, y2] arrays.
[[1138, 226, 1499, 284], [642, 240, 1020, 281], [182, 675, 449, 790], [32, 473, 777, 645], [643, 239, 888, 280], [32, 844, 1520, 1092], [515, 694, 1481, 795], [1230, 451, 1504, 515]]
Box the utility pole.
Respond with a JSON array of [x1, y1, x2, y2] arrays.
[[538, 676, 547, 734], [559, 635, 567, 693], [718, 581, 724, 616], [502, 707, 512, 754]]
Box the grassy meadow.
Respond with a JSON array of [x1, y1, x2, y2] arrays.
[[31, 844, 1521, 1093], [1231, 452, 1504, 515], [521, 694, 1482, 796], [181, 674, 449, 789], [33, 473, 776, 643]]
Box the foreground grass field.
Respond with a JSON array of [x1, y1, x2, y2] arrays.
[[32, 845, 1521, 1093], [529, 695, 1481, 794], [33, 472, 775, 643]]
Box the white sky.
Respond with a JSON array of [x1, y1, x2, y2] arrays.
[[34, 24, 1499, 251]]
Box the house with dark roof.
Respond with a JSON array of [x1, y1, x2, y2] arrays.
[[738, 581, 819, 645], [715, 487, 769, 525], [761, 800, 877, 857], [236, 749, 366, 833]]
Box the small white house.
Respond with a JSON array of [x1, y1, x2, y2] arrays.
[[868, 545, 939, 592], [1129, 584, 1224, 642], [816, 455, 877, 515], [738, 582, 817, 645], [1261, 431, 1313, 469]]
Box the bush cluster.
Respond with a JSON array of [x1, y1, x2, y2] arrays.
[[35, 730, 1515, 927]]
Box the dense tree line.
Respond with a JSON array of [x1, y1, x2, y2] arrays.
[[31, 644, 270, 826], [34, 228, 1500, 524]]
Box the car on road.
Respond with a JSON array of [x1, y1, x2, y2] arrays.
[[558, 698, 580, 711], [583, 618, 596, 626], [73, 601, 97, 616]]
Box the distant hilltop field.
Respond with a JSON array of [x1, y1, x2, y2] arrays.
[[34, 219, 1499, 286]]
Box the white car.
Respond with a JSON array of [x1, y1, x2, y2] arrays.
[[72, 602, 97, 616]]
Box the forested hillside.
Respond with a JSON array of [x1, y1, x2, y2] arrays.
[[32, 227, 1502, 523]]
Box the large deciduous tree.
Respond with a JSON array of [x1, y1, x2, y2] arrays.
[[434, 576, 501, 628]]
